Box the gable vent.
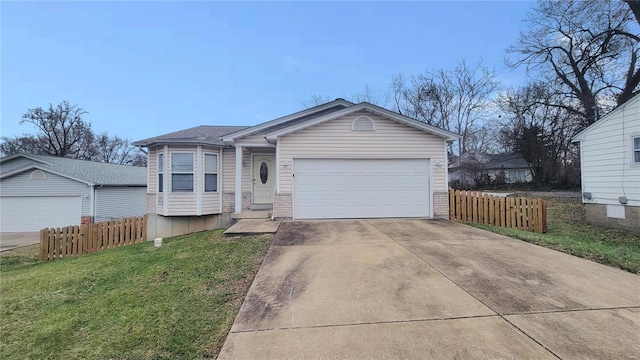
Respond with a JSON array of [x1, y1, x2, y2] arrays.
[[352, 116, 375, 131], [30, 170, 46, 180]]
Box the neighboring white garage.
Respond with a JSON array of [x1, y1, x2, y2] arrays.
[[0, 196, 82, 232], [293, 158, 430, 219], [0, 153, 147, 233]]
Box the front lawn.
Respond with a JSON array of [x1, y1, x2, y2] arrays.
[[0, 230, 271, 359], [469, 196, 640, 274]]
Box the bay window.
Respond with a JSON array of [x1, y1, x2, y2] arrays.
[[171, 153, 194, 192], [204, 154, 218, 192]]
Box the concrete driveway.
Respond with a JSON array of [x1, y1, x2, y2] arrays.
[[0, 232, 39, 252], [219, 219, 640, 359]]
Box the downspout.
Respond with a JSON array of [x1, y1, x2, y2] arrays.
[[90, 185, 95, 222]]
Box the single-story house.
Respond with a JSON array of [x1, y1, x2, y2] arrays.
[[448, 151, 532, 188], [133, 99, 460, 239], [572, 93, 640, 232], [0, 153, 147, 232]]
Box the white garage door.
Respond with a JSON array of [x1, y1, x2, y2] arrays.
[[293, 159, 430, 219], [0, 196, 82, 232]]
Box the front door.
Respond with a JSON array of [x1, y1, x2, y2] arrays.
[[252, 154, 275, 204]]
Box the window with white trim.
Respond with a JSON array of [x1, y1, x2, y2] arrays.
[[158, 153, 164, 192], [204, 154, 218, 192], [171, 153, 194, 192], [634, 136, 640, 164]]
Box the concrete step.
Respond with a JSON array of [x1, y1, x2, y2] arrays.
[[224, 219, 281, 235], [231, 211, 272, 219]]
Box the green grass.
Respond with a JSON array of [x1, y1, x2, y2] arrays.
[[469, 197, 640, 274], [0, 230, 271, 359]]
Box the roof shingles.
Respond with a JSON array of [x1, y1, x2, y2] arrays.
[[1, 154, 147, 186]]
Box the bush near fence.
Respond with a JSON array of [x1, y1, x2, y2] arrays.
[[39, 215, 147, 260], [449, 189, 547, 233]]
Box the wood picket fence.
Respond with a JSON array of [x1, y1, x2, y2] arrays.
[[39, 215, 147, 260], [449, 189, 547, 233]]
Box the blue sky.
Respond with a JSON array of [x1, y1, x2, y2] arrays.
[[1, 1, 533, 142]]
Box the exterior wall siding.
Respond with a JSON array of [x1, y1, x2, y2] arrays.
[[95, 186, 147, 222], [277, 111, 449, 217], [148, 147, 157, 195], [0, 170, 91, 215], [580, 96, 640, 207]]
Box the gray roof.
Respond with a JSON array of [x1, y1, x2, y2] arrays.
[[132, 125, 248, 147], [486, 153, 529, 169], [0, 153, 147, 186]]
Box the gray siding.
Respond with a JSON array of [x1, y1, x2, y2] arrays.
[[95, 186, 147, 221], [0, 170, 91, 215]]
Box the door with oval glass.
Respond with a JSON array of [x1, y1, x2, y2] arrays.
[[252, 154, 275, 204]]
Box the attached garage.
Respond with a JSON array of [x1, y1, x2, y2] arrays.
[[293, 158, 430, 219], [0, 196, 82, 232]]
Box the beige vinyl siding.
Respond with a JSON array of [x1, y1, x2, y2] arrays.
[[0, 170, 91, 215], [219, 147, 251, 193], [222, 148, 235, 193], [237, 133, 270, 144], [278, 111, 448, 193], [581, 97, 640, 206], [148, 147, 157, 193], [202, 193, 220, 213]]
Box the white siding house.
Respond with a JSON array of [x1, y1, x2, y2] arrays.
[[573, 93, 640, 232], [134, 99, 460, 239], [0, 154, 147, 232]]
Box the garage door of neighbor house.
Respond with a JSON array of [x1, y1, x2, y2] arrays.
[[0, 196, 82, 232], [293, 159, 430, 219]]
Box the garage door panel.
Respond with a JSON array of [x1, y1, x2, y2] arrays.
[[1, 196, 82, 232], [293, 159, 430, 219]]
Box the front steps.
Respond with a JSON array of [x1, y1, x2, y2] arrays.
[[231, 210, 272, 220]]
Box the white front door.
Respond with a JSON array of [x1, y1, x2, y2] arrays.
[[252, 154, 275, 204]]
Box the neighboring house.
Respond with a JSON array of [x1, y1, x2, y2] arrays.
[[448, 152, 532, 188], [133, 99, 460, 239], [573, 93, 640, 232], [0, 153, 147, 232]]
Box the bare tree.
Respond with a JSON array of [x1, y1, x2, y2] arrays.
[[507, 0, 640, 126], [392, 59, 500, 155], [301, 94, 333, 108], [93, 134, 147, 166], [17, 101, 94, 158], [1, 101, 147, 166], [497, 83, 582, 184]]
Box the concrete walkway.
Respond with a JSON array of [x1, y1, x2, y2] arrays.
[[219, 219, 640, 359]]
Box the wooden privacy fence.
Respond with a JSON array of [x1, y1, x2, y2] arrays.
[[40, 215, 147, 260], [449, 189, 547, 233]]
